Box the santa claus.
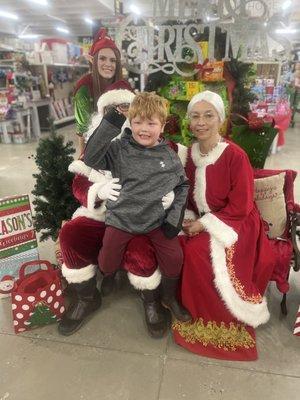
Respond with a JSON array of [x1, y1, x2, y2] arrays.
[[59, 80, 187, 337]]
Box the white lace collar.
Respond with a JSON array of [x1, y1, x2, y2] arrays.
[[191, 141, 228, 167]]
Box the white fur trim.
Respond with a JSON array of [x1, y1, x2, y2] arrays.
[[193, 162, 210, 213], [72, 206, 106, 222], [200, 213, 238, 248], [127, 269, 161, 290], [68, 160, 91, 177], [97, 89, 135, 115], [177, 143, 188, 166], [210, 237, 270, 328], [184, 209, 197, 220], [87, 182, 107, 216], [191, 142, 228, 214], [191, 141, 228, 167], [62, 263, 96, 284]]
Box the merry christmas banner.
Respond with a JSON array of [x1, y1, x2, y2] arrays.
[[0, 195, 39, 298]]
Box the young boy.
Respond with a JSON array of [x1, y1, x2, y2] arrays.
[[84, 92, 191, 323]]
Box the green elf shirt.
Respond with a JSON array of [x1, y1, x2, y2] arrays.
[[73, 73, 94, 137]]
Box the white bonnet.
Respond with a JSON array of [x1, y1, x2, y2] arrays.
[[187, 90, 225, 123]]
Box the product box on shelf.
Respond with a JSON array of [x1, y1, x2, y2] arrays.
[[0, 195, 39, 298], [41, 39, 68, 64]]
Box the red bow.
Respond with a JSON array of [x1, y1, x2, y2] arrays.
[[195, 58, 214, 77]]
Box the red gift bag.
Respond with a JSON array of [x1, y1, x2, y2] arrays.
[[11, 260, 65, 334]]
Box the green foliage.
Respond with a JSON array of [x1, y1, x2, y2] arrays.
[[231, 124, 278, 168], [226, 56, 257, 120], [32, 122, 78, 241]]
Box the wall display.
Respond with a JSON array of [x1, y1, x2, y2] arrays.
[[116, 1, 292, 77]]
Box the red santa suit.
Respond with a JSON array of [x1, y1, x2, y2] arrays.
[[173, 140, 275, 361], [59, 81, 188, 290]]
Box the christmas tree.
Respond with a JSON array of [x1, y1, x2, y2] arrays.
[[226, 50, 257, 122], [28, 302, 57, 326], [32, 120, 79, 241]]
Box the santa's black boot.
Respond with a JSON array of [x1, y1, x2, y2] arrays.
[[161, 276, 191, 322], [141, 288, 169, 338], [58, 276, 102, 336]]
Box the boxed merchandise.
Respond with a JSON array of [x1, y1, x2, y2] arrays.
[[202, 61, 224, 82], [0, 195, 39, 298], [41, 39, 68, 64]]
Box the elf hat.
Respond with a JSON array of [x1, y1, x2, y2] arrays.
[[89, 27, 120, 57], [97, 80, 135, 117]]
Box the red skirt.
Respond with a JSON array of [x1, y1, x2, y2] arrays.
[[173, 234, 258, 361]]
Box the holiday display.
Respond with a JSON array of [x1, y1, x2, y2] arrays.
[[11, 260, 64, 333], [32, 121, 79, 242], [0, 195, 39, 298], [159, 75, 228, 146]]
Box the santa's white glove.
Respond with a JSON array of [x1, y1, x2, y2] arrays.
[[162, 191, 175, 210], [97, 178, 122, 201]]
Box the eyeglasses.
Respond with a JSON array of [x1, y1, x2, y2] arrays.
[[188, 112, 217, 123], [105, 103, 130, 113]]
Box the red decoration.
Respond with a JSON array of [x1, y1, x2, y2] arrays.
[[195, 58, 214, 79], [11, 260, 64, 334]]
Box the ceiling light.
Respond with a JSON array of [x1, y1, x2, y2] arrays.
[[19, 34, 40, 39], [84, 17, 94, 25], [56, 27, 70, 34], [47, 14, 67, 23], [27, 0, 48, 5], [275, 28, 298, 34], [281, 1, 292, 10], [129, 5, 141, 15], [0, 10, 19, 20]]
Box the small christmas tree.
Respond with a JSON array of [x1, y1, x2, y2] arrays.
[[32, 119, 79, 241], [226, 49, 257, 122], [28, 302, 57, 326]]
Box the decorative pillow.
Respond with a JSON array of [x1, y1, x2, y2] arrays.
[[254, 172, 286, 238]]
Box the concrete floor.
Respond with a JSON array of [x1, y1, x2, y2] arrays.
[[0, 123, 299, 400]]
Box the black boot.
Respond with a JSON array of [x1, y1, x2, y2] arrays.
[[161, 276, 191, 322], [101, 273, 116, 296], [58, 276, 102, 336], [141, 288, 169, 338]]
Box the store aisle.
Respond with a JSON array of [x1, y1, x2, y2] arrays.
[[0, 123, 299, 400]]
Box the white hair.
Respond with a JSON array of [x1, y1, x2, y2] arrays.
[[187, 90, 225, 123]]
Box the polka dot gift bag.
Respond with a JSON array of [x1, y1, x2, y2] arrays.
[[11, 260, 65, 333]]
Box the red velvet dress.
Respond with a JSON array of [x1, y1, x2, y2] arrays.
[[173, 140, 275, 361]]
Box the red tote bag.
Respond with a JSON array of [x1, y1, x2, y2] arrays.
[[11, 260, 65, 333]]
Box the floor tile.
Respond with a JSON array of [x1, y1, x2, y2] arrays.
[[0, 334, 162, 400], [159, 358, 300, 400]]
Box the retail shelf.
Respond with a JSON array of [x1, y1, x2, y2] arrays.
[[53, 115, 75, 125], [30, 63, 89, 68]]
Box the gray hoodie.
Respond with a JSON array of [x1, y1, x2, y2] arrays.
[[84, 109, 189, 237]]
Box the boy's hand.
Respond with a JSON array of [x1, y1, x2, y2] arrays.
[[162, 191, 175, 210], [97, 178, 122, 201]]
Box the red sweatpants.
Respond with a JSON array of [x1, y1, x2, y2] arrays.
[[99, 226, 183, 278]]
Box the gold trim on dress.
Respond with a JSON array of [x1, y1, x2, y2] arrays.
[[173, 318, 255, 351], [226, 246, 263, 304]]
